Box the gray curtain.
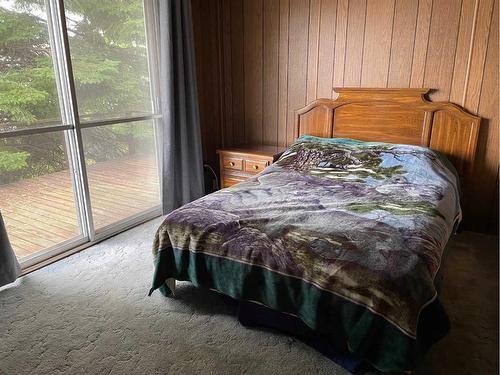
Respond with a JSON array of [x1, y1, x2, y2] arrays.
[[157, 0, 204, 214], [0, 212, 20, 287]]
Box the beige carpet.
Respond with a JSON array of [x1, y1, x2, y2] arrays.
[[0, 217, 497, 375]]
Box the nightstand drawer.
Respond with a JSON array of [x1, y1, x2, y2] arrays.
[[222, 176, 245, 187], [217, 145, 285, 190], [222, 156, 243, 171], [244, 159, 269, 174]]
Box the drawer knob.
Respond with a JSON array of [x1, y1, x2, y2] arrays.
[[229, 162, 235, 167], [252, 165, 259, 170]]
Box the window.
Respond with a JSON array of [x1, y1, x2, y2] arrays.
[[0, 0, 161, 267]]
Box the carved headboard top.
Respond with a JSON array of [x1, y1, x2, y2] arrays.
[[294, 88, 481, 179]]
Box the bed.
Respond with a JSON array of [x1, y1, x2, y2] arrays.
[[149, 88, 480, 372]]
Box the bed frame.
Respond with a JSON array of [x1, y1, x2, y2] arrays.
[[294, 88, 480, 180]]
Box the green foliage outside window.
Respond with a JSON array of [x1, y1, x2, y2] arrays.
[[0, 0, 155, 184]]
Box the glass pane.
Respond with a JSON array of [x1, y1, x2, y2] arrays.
[[0, 132, 82, 259], [0, 1, 62, 132], [82, 121, 160, 230], [64, 1, 153, 123]]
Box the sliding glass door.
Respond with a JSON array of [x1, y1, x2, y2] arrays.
[[63, 0, 161, 233], [0, 0, 161, 266]]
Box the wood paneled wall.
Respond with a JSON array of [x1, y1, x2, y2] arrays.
[[192, 0, 499, 233], [191, 0, 224, 170]]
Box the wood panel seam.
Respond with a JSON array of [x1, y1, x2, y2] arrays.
[[407, 0, 420, 87], [285, 1, 291, 146], [315, 0, 322, 99], [359, 1, 369, 87], [277, 0, 282, 146], [331, 0, 339, 93], [476, 0, 498, 114], [261, 0, 264, 145], [217, 0, 226, 148], [341, 0, 350, 87], [467, 0, 495, 114], [386, 0, 397, 88], [306, 0, 312, 104], [461, 0, 481, 106], [447, 0, 465, 101], [224, 0, 234, 146], [421, 0, 435, 88], [239, 0, 245, 144]]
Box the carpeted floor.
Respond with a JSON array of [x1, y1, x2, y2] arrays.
[[0, 217, 497, 375]]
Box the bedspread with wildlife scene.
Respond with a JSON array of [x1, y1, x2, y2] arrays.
[[149, 135, 461, 372]]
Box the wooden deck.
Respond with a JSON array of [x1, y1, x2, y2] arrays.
[[0, 156, 160, 259]]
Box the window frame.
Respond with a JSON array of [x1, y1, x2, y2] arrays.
[[0, 0, 163, 270]]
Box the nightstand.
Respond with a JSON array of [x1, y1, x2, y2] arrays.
[[216, 145, 286, 188]]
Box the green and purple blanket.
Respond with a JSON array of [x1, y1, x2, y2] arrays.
[[150, 136, 460, 372]]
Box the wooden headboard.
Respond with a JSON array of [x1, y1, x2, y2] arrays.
[[294, 88, 480, 179]]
